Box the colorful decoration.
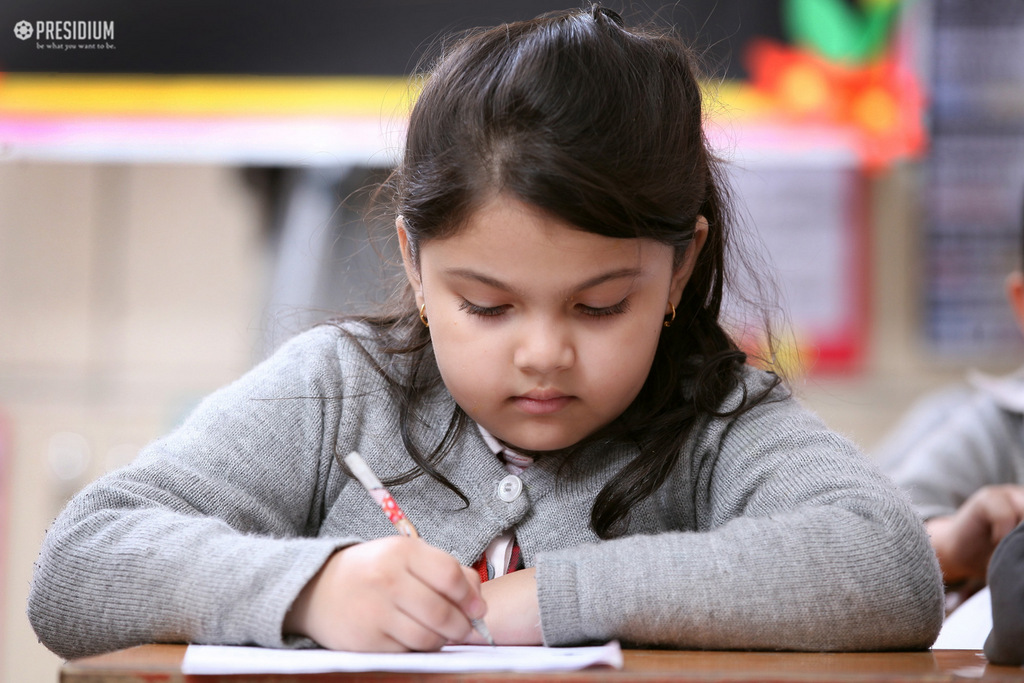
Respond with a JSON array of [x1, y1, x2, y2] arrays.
[[734, 0, 924, 170], [785, 0, 900, 63]]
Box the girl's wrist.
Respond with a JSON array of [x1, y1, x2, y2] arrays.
[[479, 567, 542, 645], [283, 554, 334, 638]]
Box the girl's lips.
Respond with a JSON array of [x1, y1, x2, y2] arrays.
[[512, 395, 574, 415]]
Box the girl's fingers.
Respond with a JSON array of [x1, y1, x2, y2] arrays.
[[407, 543, 487, 621], [391, 569, 476, 645], [384, 609, 451, 652], [294, 537, 486, 652], [461, 564, 488, 618], [359, 537, 484, 649], [345, 627, 412, 653]]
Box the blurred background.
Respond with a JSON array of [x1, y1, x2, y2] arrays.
[[2, 0, 1023, 680]]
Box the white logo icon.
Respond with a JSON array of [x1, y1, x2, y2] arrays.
[[14, 21, 32, 40]]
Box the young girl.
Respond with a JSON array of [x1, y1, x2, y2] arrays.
[[29, 6, 943, 659]]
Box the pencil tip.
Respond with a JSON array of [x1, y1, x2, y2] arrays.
[[472, 618, 495, 647]]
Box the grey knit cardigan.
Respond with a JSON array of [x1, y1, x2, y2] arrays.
[[28, 323, 943, 659]]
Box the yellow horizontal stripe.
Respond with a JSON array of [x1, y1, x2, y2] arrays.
[[706, 80, 775, 119], [0, 74, 418, 116], [0, 73, 768, 122]]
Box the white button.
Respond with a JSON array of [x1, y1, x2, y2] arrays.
[[497, 474, 523, 502]]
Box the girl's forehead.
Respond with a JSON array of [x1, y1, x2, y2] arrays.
[[439, 195, 643, 252], [418, 196, 675, 286]]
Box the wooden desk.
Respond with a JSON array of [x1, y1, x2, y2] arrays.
[[61, 645, 1024, 682]]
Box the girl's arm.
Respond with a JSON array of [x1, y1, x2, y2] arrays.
[[28, 327, 358, 659], [467, 568, 541, 645], [532, 373, 945, 651]]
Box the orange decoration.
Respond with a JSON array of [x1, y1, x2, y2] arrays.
[[742, 38, 925, 169]]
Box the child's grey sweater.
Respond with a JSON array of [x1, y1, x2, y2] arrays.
[[28, 324, 943, 659], [879, 369, 1024, 521]]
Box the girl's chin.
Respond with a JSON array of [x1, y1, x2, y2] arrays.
[[487, 427, 595, 457]]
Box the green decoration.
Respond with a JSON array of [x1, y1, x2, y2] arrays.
[[783, 0, 901, 64]]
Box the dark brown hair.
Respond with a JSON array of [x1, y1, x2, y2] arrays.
[[343, 5, 779, 538]]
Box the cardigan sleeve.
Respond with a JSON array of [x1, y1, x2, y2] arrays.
[[881, 392, 1024, 521], [27, 327, 360, 660], [535, 373, 944, 651]]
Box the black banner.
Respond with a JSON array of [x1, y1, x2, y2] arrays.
[[0, 0, 782, 79]]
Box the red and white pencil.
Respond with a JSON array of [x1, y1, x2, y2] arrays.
[[343, 451, 495, 647]]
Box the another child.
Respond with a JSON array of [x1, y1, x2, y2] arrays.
[[877, 208, 1024, 591], [28, 6, 943, 659], [877, 193, 1024, 661]]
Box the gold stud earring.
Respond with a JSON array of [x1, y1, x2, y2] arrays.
[[663, 302, 676, 328], [419, 304, 429, 328]]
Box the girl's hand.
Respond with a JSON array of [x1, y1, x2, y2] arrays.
[[284, 536, 487, 651], [463, 567, 542, 645], [927, 484, 1024, 585]]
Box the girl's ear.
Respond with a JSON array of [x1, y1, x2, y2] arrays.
[[1005, 271, 1024, 337], [668, 215, 709, 305], [397, 217, 424, 308]]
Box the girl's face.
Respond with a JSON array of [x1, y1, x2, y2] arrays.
[[399, 194, 705, 453]]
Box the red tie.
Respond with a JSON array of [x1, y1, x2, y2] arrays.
[[472, 541, 522, 582]]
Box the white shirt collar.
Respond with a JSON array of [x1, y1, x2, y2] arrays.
[[969, 369, 1024, 413], [475, 424, 534, 473]]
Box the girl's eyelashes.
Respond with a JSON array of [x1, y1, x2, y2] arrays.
[[457, 297, 632, 318], [458, 299, 509, 317], [577, 298, 631, 317]]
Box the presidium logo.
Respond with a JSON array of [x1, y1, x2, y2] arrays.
[[13, 19, 115, 50]]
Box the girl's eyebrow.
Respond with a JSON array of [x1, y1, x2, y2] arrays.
[[443, 267, 643, 297]]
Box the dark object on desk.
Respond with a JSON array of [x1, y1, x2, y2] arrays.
[[985, 520, 1024, 665]]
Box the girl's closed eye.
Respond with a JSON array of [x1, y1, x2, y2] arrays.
[[577, 298, 631, 318], [458, 299, 510, 317], [457, 298, 632, 319]]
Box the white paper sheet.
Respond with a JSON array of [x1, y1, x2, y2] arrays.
[[932, 587, 992, 650], [182, 641, 623, 675]]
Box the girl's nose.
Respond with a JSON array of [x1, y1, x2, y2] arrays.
[[512, 319, 575, 375]]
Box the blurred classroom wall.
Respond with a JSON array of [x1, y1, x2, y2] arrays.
[[0, 164, 266, 682]]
